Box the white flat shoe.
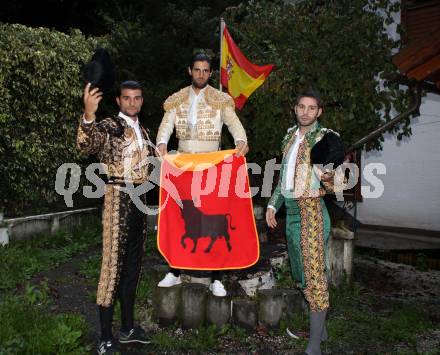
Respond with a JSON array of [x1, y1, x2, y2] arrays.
[[157, 272, 182, 287], [208, 280, 227, 297]]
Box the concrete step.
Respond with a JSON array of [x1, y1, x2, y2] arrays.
[[355, 227, 440, 250]]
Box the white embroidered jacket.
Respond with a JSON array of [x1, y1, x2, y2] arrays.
[[156, 85, 247, 153]]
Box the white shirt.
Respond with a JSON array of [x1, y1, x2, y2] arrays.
[[188, 86, 206, 126], [118, 112, 144, 149], [267, 129, 304, 211], [284, 129, 304, 191]]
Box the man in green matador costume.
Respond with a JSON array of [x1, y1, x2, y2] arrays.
[[266, 90, 345, 355]]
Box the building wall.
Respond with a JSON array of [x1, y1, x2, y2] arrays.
[[357, 93, 440, 231], [351, 1, 440, 231]]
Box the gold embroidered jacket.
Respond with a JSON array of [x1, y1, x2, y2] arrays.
[[269, 122, 342, 209], [156, 85, 247, 153], [76, 116, 152, 184]]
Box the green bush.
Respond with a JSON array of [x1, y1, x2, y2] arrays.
[[0, 24, 106, 215]]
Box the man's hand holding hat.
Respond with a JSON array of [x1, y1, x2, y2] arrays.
[[83, 83, 103, 122]]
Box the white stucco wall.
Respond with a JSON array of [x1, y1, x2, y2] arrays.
[[348, 2, 440, 231], [357, 93, 440, 231]]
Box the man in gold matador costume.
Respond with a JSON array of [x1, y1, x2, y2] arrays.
[[77, 80, 152, 354], [266, 90, 344, 355], [155, 53, 249, 297]]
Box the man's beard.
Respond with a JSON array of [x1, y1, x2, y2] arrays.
[[121, 108, 140, 118], [298, 115, 318, 127], [192, 79, 209, 89]]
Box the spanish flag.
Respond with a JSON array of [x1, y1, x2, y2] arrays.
[[221, 24, 274, 110]]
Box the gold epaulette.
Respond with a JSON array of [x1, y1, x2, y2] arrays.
[[163, 85, 234, 111], [205, 86, 235, 110], [163, 87, 190, 111]]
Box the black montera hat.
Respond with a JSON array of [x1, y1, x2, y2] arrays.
[[311, 132, 345, 168], [82, 48, 115, 93]]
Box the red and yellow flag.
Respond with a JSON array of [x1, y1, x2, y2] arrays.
[[221, 25, 274, 110], [157, 150, 260, 270]]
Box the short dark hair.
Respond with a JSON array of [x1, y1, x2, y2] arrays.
[[296, 90, 323, 108], [118, 80, 142, 96], [190, 53, 212, 71]]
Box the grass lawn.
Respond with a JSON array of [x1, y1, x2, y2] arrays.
[[0, 217, 101, 354]]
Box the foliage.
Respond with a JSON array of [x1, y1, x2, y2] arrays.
[[0, 292, 90, 354], [273, 262, 296, 289], [151, 325, 222, 351], [101, 0, 242, 141], [223, 0, 414, 165], [326, 283, 433, 352], [0, 217, 101, 291], [78, 252, 101, 281], [145, 229, 159, 256], [0, 220, 98, 353], [0, 23, 106, 215]]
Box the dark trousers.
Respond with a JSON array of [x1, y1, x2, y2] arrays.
[[170, 268, 223, 282], [99, 190, 146, 342]]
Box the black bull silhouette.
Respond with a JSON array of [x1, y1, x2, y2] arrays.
[[179, 200, 236, 253]]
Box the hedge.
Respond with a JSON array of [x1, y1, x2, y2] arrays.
[[0, 24, 106, 215]]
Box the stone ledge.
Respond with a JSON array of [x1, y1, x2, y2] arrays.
[[2, 207, 99, 242]]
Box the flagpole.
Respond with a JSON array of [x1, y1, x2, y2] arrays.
[[219, 17, 225, 92]]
